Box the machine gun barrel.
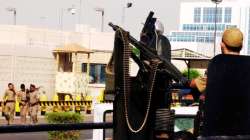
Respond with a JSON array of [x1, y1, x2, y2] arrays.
[[141, 11, 155, 34], [108, 22, 186, 83]]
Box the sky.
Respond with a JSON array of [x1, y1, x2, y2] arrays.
[[0, 0, 211, 37]]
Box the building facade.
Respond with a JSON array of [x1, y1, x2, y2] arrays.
[[168, 0, 250, 56], [0, 25, 114, 99]]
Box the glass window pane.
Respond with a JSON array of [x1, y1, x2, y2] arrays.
[[88, 63, 106, 84], [81, 63, 87, 73]]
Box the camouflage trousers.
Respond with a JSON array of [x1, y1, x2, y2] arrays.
[[20, 102, 29, 124], [4, 102, 15, 125], [29, 104, 38, 124]]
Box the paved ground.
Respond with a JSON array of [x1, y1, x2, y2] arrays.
[[0, 113, 113, 140], [0, 130, 113, 140], [0, 114, 94, 125]]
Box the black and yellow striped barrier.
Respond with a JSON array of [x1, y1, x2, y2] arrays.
[[0, 100, 113, 116], [39, 101, 92, 107], [0, 100, 114, 107], [0, 101, 93, 107], [39, 101, 93, 114], [0, 101, 93, 116]]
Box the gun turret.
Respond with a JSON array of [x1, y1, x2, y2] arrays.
[[108, 12, 190, 140], [108, 22, 186, 83]]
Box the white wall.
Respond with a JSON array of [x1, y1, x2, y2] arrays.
[[171, 41, 214, 57], [0, 45, 56, 100], [175, 1, 249, 55], [0, 24, 115, 99], [180, 2, 242, 25]]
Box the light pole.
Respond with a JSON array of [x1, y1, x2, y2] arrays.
[[6, 7, 16, 25], [79, 0, 82, 24], [95, 8, 104, 32], [6, 7, 17, 82], [211, 0, 222, 56], [122, 2, 133, 26], [60, 6, 77, 30]]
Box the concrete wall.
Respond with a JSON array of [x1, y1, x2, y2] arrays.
[[0, 45, 56, 100], [0, 25, 114, 99]]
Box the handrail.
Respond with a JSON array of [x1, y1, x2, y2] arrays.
[[0, 122, 113, 133]]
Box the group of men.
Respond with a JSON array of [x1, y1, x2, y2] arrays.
[[3, 83, 39, 125]]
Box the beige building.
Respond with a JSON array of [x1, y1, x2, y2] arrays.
[[0, 24, 114, 99]]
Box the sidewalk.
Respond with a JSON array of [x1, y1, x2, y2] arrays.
[[0, 113, 94, 125], [0, 113, 113, 140]]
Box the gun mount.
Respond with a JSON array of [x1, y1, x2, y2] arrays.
[[106, 12, 188, 140]]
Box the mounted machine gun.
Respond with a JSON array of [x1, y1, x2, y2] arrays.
[[106, 11, 188, 140]]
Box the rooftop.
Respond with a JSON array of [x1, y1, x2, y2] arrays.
[[53, 43, 93, 54]]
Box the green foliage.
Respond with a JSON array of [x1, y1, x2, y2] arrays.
[[132, 47, 140, 57], [46, 112, 83, 140], [182, 69, 201, 79]]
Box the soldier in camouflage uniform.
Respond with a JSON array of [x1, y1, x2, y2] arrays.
[[3, 83, 16, 125], [29, 84, 39, 124], [17, 84, 29, 124]]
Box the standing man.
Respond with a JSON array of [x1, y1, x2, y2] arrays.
[[17, 84, 29, 124], [191, 27, 244, 97], [3, 83, 16, 125], [29, 84, 39, 124], [154, 20, 171, 62], [192, 27, 243, 136]]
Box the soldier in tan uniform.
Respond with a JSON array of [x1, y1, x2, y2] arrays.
[[17, 84, 29, 124], [3, 83, 16, 125], [29, 84, 39, 124]]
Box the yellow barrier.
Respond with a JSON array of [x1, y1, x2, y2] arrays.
[[52, 94, 59, 112], [40, 94, 47, 115], [64, 95, 71, 112], [97, 89, 105, 103], [39, 101, 92, 106], [84, 96, 93, 114], [75, 95, 82, 113], [15, 99, 20, 116], [0, 100, 113, 115]]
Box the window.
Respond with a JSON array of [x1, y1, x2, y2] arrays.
[[207, 25, 211, 30], [210, 24, 215, 30], [203, 7, 222, 23], [197, 37, 204, 42], [226, 25, 237, 29], [216, 8, 223, 23], [82, 63, 87, 73], [198, 25, 203, 30], [194, 8, 201, 23], [82, 63, 106, 84], [191, 36, 195, 42], [224, 7, 232, 23], [183, 24, 187, 30], [58, 53, 72, 72], [203, 8, 212, 23]]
